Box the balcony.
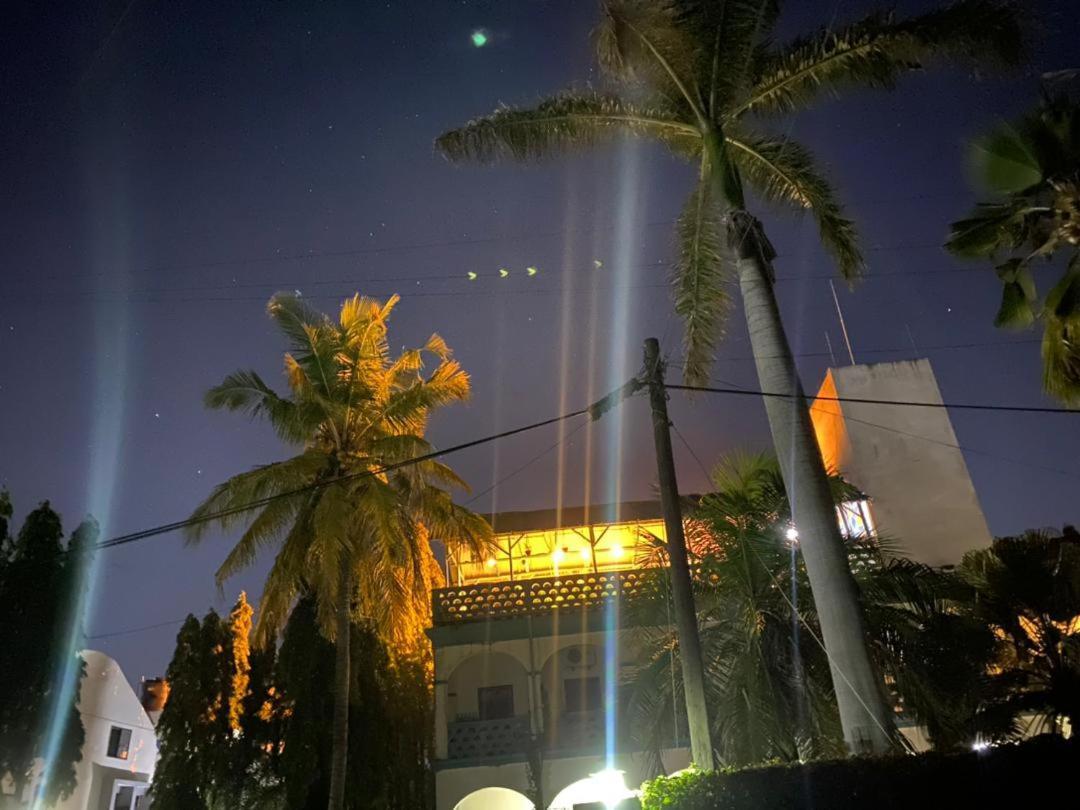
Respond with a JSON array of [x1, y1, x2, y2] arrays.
[[432, 568, 663, 625], [447, 715, 531, 761]]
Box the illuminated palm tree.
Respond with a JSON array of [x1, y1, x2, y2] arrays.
[[947, 94, 1080, 405], [187, 293, 491, 810], [437, 0, 1020, 754]]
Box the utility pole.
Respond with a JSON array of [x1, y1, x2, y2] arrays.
[[643, 337, 714, 770]]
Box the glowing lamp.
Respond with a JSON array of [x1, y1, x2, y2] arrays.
[[471, 30, 488, 47], [485, 557, 497, 569], [785, 527, 799, 543], [579, 546, 592, 563], [610, 543, 624, 560]]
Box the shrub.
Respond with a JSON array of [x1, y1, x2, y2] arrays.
[[640, 736, 1077, 809]]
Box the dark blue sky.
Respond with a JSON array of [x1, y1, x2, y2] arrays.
[[2, 0, 1078, 683]]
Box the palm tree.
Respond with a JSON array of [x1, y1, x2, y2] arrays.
[[625, 452, 1000, 765], [946, 93, 1080, 405], [187, 293, 492, 810], [957, 530, 1080, 735], [436, 0, 1021, 754]]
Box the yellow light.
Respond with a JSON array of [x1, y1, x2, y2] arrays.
[[499, 268, 509, 278], [553, 548, 565, 563], [610, 543, 624, 560], [485, 557, 497, 569], [579, 546, 591, 563]]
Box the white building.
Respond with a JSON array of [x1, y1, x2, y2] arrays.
[[811, 358, 993, 567], [431, 501, 689, 810], [3, 650, 158, 810]]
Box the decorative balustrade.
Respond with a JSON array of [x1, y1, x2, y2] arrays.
[[447, 715, 530, 760], [432, 568, 663, 625]]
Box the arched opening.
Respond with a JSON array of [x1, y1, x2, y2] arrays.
[[446, 651, 531, 761], [453, 786, 534, 810], [539, 642, 608, 752], [546, 769, 638, 810]]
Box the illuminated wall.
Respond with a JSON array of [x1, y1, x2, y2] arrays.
[[448, 518, 666, 585], [810, 359, 992, 566]]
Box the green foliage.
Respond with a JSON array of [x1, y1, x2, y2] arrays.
[[956, 531, 1080, 733], [0, 498, 89, 806], [438, 0, 1021, 383], [947, 95, 1080, 404], [624, 452, 997, 765], [639, 736, 1078, 810], [274, 597, 433, 810], [150, 597, 280, 810]]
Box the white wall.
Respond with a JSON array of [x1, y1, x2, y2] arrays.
[[813, 359, 992, 566], [20, 650, 158, 810]]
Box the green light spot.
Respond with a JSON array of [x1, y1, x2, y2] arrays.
[[467, 271, 477, 281], [499, 268, 509, 278], [471, 30, 488, 47], [526, 266, 538, 277]]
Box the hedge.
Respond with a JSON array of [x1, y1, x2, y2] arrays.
[[640, 735, 1077, 809]]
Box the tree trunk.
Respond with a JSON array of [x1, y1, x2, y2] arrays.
[[327, 564, 352, 810], [729, 211, 894, 755], [644, 337, 714, 769]]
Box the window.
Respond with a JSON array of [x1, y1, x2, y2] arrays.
[[477, 684, 514, 720], [109, 783, 148, 810], [837, 499, 876, 539], [564, 676, 602, 713], [107, 726, 132, 760]]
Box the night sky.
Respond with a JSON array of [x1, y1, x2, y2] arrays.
[[3, 0, 1078, 684]]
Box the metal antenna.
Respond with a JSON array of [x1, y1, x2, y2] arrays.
[[829, 280, 856, 365]]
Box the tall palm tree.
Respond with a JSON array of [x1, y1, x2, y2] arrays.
[[625, 452, 1000, 765], [946, 93, 1080, 405], [187, 293, 491, 810], [436, 0, 1021, 754]]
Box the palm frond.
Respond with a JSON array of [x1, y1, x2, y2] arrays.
[[185, 451, 327, 542], [214, 495, 308, 585], [436, 92, 700, 165], [673, 171, 732, 386], [692, 0, 780, 116], [595, 1, 704, 118], [204, 370, 321, 443], [1041, 260, 1080, 405], [733, 0, 1022, 119], [267, 293, 340, 401], [727, 130, 862, 279]]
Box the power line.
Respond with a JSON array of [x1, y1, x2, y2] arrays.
[[671, 377, 1080, 483], [666, 384, 1080, 416], [95, 403, 598, 552], [86, 618, 186, 641]]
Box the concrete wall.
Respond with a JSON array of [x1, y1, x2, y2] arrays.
[[449, 652, 531, 720], [15, 651, 158, 810], [811, 359, 992, 567]]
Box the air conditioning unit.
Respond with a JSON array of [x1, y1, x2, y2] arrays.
[[566, 646, 596, 667]]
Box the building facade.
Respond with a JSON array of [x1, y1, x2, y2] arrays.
[[430, 501, 689, 810], [811, 358, 993, 567], [2, 651, 159, 810]]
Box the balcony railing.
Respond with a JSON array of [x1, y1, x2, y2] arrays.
[[432, 568, 662, 625], [447, 715, 530, 760]]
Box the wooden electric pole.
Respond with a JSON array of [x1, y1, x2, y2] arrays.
[[643, 337, 714, 770]]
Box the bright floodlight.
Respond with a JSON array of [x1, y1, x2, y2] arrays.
[[591, 769, 635, 809], [471, 30, 488, 47], [786, 526, 799, 542]]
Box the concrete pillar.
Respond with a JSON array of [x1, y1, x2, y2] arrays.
[[434, 679, 449, 759]]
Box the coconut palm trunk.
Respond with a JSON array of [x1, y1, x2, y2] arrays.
[[731, 211, 894, 753], [328, 563, 352, 810]]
